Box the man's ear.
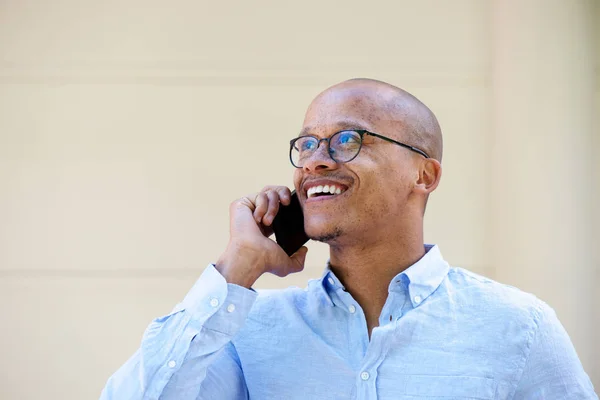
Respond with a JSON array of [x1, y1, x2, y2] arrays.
[[414, 158, 442, 194]]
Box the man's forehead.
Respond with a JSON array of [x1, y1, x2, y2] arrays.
[[299, 118, 375, 137], [301, 85, 399, 136]]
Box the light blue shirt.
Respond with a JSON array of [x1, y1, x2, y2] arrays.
[[101, 245, 597, 399]]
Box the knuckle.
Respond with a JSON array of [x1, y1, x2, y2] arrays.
[[232, 198, 245, 208], [263, 185, 287, 194]]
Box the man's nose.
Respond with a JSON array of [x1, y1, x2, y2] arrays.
[[302, 141, 337, 172]]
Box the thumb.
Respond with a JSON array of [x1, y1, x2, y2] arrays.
[[289, 246, 309, 272]]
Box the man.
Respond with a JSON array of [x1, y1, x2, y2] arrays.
[[101, 79, 597, 399]]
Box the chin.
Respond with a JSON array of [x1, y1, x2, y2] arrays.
[[305, 219, 343, 243], [308, 229, 343, 243]]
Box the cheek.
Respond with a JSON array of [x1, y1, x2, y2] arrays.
[[358, 165, 412, 215]]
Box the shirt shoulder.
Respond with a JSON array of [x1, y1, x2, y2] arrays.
[[445, 266, 546, 325]]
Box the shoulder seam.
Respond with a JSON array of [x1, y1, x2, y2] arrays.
[[508, 301, 545, 399]]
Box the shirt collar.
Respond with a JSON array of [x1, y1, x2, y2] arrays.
[[317, 244, 450, 308], [395, 244, 450, 307], [318, 266, 344, 307]]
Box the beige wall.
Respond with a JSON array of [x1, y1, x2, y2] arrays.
[[0, 1, 597, 399], [593, 0, 599, 383]]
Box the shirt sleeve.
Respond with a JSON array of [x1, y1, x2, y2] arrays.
[[512, 302, 598, 399], [99, 264, 258, 400]]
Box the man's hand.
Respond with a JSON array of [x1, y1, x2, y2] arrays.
[[215, 186, 308, 288]]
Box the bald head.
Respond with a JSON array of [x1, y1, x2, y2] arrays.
[[309, 78, 443, 162]]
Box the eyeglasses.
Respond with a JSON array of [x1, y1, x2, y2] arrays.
[[289, 129, 430, 168]]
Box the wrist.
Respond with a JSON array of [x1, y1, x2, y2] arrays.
[[215, 242, 264, 288]]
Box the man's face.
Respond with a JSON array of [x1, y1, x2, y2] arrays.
[[293, 84, 421, 244]]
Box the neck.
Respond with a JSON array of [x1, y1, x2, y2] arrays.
[[327, 226, 425, 337]]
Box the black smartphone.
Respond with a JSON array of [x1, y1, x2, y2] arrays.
[[271, 190, 310, 256]]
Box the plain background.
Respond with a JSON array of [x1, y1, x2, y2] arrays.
[[0, 1, 598, 398]]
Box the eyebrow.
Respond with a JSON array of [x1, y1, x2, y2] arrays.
[[298, 120, 372, 137]]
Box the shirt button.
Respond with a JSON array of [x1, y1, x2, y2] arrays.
[[348, 305, 356, 314], [226, 304, 236, 313], [209, 298, 220, 308], [414, 295, 422, 304], [361, 371, 370, 380], [328, 277, 335, 285], [168, 360, 176, 368]]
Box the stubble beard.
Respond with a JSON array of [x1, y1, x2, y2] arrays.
[[309, 227, 343, 243]]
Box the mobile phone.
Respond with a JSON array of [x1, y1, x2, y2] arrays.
[[271, 190, 310, 256]]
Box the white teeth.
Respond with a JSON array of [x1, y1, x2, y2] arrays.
[[306, 184, 347, 198]]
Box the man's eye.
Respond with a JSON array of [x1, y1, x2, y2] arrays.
[[299, 139, 316, 151], [336, 131, 360, 145]]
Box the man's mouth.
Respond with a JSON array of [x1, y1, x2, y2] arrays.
[[306, 183, 348, 199]]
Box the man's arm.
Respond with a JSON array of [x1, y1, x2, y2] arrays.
[[512, 302, 597, 399], [100, 186, 308, 399], [100, 265, 257, 400]]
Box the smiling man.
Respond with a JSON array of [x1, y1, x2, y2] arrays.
[[101, 79, 597, 399]]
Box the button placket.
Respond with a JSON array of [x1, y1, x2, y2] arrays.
[[379, 291, 404, 327], [356, 367, 378, 399], [358, 324, 388, 399]]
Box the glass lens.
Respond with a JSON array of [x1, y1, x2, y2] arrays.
[[330, 130, 362, 162], [291, 136, 318, 167]]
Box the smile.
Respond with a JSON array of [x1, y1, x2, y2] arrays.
[[306, 183, 348, 199]]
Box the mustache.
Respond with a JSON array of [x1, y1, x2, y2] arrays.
[[302, 173, 354, 186]]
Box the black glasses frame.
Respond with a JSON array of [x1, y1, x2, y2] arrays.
[[289, 129, 430, 168]]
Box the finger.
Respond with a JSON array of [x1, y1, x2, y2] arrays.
[[262, 186, 292, 206], [275, 187, 292, 206], [254, 192, 268, 224], [237, 193, 257, 212], [262, 190, 281, 226], [288, 246, 308, 274]]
